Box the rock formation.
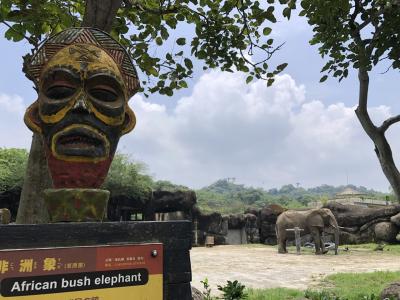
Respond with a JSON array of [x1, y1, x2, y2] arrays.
[[259, 204, 286, 244], [380, 282, 400, 300], [325, 202, 400, 244]]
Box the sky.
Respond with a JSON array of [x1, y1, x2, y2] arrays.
[[1, 12, 400, 192]]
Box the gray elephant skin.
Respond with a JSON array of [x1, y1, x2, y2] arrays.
[[276, 208, 339, 255]]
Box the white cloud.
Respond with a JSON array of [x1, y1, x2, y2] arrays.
[[120, 71, 400, 192], [0, 93, 25, 114], [0, 93, 32, 149], [0, 74, 397, 192]]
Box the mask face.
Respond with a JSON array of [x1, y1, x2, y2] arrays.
[[39, 44, 130, 162], [24, 29, 138, 188]]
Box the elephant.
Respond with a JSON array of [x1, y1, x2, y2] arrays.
[[276, 208, 339, 255]]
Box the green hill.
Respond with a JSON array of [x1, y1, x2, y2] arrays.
[[196, 179, 389, 214]]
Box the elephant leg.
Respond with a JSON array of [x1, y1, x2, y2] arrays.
[[277, 232, 287, 254], [278, 239, 287, 254], [311, 228, 322, 254], [320, 231, 328, 254]]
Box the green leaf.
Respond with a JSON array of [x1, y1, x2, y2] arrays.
[[148, 67, 159, 76], [283, 7, 291, 19], [277, 63, 288, 71], [164, 87, 173, 96], [176, 38, 186, 46], [176, 13, 185, 21], [301, 0, 310, 9], [265, 12, 277, 23], [246, 76, 253, 83], [4, 28, 14, 40], [155, 37, 163, 46], [184, 58, 193, 69], [5, 24, 25, 42], [320, 75, 328, 82], [197, 50, 207, 59], [333, 70, 342, 77], [239, 65, 250, 72], [299, 10, 307, 17], [160, 27, 169, 40], [263, 27, 272, 36]]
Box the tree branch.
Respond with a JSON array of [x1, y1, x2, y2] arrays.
[[124, 0, 180, 15], [379, 115, 400, 132], [354, 68, 378, 140], [350, 0, 362, 24], [1, 21, 38, 48]]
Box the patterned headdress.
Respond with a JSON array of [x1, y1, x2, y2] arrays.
[[25, 27, 139, 98]]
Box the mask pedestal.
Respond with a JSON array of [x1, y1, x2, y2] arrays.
[[44, 188, 109, 222]]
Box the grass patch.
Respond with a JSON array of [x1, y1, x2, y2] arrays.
[[340, 243, 400, 254], [246, 271, 400, 300], [247, 287, 303, 300], [319, 271, 400, 299], [238, 244, 271, 248], [287, 242, 400, 255], [239, 243, 400, 255]]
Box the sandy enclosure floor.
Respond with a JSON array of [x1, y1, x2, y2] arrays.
[[190, 245, 400, 292]]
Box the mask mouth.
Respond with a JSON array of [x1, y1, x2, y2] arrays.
[[52, 124, 109, 160]]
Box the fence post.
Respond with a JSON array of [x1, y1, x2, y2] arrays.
[[286, 227, 304, 255]]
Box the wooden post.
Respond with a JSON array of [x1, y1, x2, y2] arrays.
[[286, 227, 304, 255]]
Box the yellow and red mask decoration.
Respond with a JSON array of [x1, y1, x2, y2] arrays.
[[24, 28, 139, 189]]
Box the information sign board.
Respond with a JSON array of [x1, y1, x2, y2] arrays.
[[0, 243, 163, 299]]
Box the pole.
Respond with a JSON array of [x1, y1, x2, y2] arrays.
[[286, 227, 304, 255]]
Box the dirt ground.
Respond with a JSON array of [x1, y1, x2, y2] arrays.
[[190, 245, 400, 293]]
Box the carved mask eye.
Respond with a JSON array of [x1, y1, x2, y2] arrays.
[[89, 87, 118, 102], [86, 75, 123, 104], [42, 69, 79, 100], [46, 85, 76, 100]]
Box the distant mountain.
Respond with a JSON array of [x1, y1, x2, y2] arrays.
[[195, 179, 388, 214], [200, 179, 384, 198]]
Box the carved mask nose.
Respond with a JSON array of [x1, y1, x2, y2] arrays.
[[73, 93, 91, 113]]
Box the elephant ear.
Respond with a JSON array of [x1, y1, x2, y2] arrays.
[[323, 208, 338, 228], [306, 210, 324, 227]]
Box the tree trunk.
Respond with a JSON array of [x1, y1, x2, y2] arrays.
[[16, 134, 52, 224], [372, 134, 400, 201], [355, 68, 400, 201], [81, 0, 123, 33], [16, 0, 124, 223]]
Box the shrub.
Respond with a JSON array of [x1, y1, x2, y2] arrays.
[[217, 280, 248, 300]]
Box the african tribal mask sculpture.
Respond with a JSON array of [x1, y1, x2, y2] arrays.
[[24, 28, 139, 189]]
